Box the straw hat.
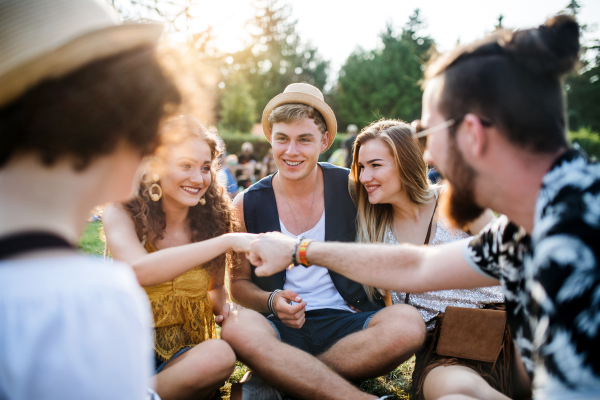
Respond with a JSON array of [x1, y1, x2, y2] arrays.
[[261, 83, 337, 151], [0, 0, 164, 108]]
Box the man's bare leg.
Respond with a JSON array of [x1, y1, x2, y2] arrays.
[[317, 304, 426, 380], [221, 308, 377, 400]]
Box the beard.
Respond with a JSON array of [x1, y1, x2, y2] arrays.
[[439, 138, 485, 231]]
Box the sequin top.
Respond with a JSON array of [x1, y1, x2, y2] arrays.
[[389, 214, 504, 331]]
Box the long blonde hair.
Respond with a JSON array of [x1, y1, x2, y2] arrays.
[[350, 120, 436, 301]]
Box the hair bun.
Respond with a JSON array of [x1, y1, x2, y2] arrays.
[[503, 14, 580, 78]]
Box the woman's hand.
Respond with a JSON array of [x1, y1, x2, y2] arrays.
[[227, 233, 257, 253], [215, 302, 244, 327]]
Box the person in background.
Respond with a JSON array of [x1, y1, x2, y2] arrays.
[[218, 151, 239, 198], [344, 123, 359, 168], [327, 140, 348, 167], [260, 148, 278, 179], [237, 141, 257, 165], [103, 115, 255, 400], [0, 0, 180, 398], [236, 161, 256, 190]]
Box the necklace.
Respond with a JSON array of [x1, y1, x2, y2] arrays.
[[277, 171, 319, 235]]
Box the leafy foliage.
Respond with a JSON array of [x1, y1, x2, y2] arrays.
[[333, 9, 434, 130], [563, 1, 600, 133], [569, 127, 600, 160], [221, 0, 329, 122], [567, 40, 600, 133], [219, 73, 256, 132]]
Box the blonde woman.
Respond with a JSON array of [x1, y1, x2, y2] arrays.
[[103, 116, 255, 400], [351, 120, 512, 400]]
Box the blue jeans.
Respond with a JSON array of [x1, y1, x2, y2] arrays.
[[267, 308, 381, 356], [154, 346, 194, 374]]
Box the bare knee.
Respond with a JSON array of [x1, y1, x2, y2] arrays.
[[220, 309, 277, 355], [373, 305, 426, 351], [192, 339, 236, 382], [423, 366, 503, 400]]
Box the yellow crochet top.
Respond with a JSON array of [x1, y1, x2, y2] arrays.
[[143, 241, 217, 362]]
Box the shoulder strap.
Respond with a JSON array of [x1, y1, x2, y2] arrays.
[[424, 199, 439, 245], [0, 232, 74, 260]]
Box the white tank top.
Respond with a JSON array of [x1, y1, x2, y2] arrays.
[[280, 211, 352, 312]]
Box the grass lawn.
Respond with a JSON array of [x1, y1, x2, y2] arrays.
[[79, 221, 414, 399]]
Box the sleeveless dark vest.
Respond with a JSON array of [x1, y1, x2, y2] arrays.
[[243, 162, 385, 312]]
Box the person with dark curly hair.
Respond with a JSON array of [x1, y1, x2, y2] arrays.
[[103, 115, 255, 400], [0, 0, 182, 399]]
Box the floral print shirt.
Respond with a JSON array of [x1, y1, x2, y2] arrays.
[[463, 149, 600, 398]]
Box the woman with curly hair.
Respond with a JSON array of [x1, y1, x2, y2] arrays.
[[103, 115, 255, 400]]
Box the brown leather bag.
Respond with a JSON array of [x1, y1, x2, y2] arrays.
[[436, 306, 507, 363]]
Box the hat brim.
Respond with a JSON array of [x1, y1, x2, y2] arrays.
[[261, 92, 337, 152], [0, 22, 164, 108]]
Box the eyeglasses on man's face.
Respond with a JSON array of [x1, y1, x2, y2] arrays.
[[411, 115, 492, 141]]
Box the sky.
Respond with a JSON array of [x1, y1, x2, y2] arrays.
[[189, 0, 600, 84]]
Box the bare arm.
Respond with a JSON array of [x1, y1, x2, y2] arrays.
[[249, 233, 499, 293], [228, 192, 271, 312], [228, 193, 307, 327], [103, 203, 255, 287]]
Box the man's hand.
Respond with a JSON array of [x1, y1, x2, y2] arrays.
[[215, 302, 244, 327], [272, 289, 307, 329], [248, 232, 296, 276]]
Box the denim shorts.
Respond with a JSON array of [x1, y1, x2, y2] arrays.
[[267, 308, 381, 356], [154, 346, 194, 374]]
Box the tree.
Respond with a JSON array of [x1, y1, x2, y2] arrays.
[[107, 0, 223, 124], [222, 0, 329, 121], [567, 40, 600, 133], [219, 73, 256, 133], [333, 9, 435, 130], [562, 1, 600, 133]]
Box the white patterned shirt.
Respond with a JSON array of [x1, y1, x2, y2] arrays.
[[463, 149, 600, 399]]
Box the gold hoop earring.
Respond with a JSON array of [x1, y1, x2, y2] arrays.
[[198, 196, 206, 205], [149, 173, 162, 202], [150, 184, 162, 202]]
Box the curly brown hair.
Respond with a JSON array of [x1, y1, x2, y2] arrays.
[[0, 46, 180, 170], [123, 115, 238, 270]]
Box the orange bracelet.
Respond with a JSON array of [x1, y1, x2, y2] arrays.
[[298, 239, 313, 267]]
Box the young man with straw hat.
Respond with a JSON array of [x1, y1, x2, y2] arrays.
[[221, 83, 426, 400], [0, 0, 182, 399]]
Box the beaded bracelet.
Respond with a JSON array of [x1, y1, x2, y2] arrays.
[[297, 238, 313, 267]]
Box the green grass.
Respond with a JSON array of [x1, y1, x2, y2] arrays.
[[79, 221, 413, 399], [78, 220, 105, 256]]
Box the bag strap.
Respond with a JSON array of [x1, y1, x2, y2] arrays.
[[0, 232, 74, 260], [405, 199, 439, 305]]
